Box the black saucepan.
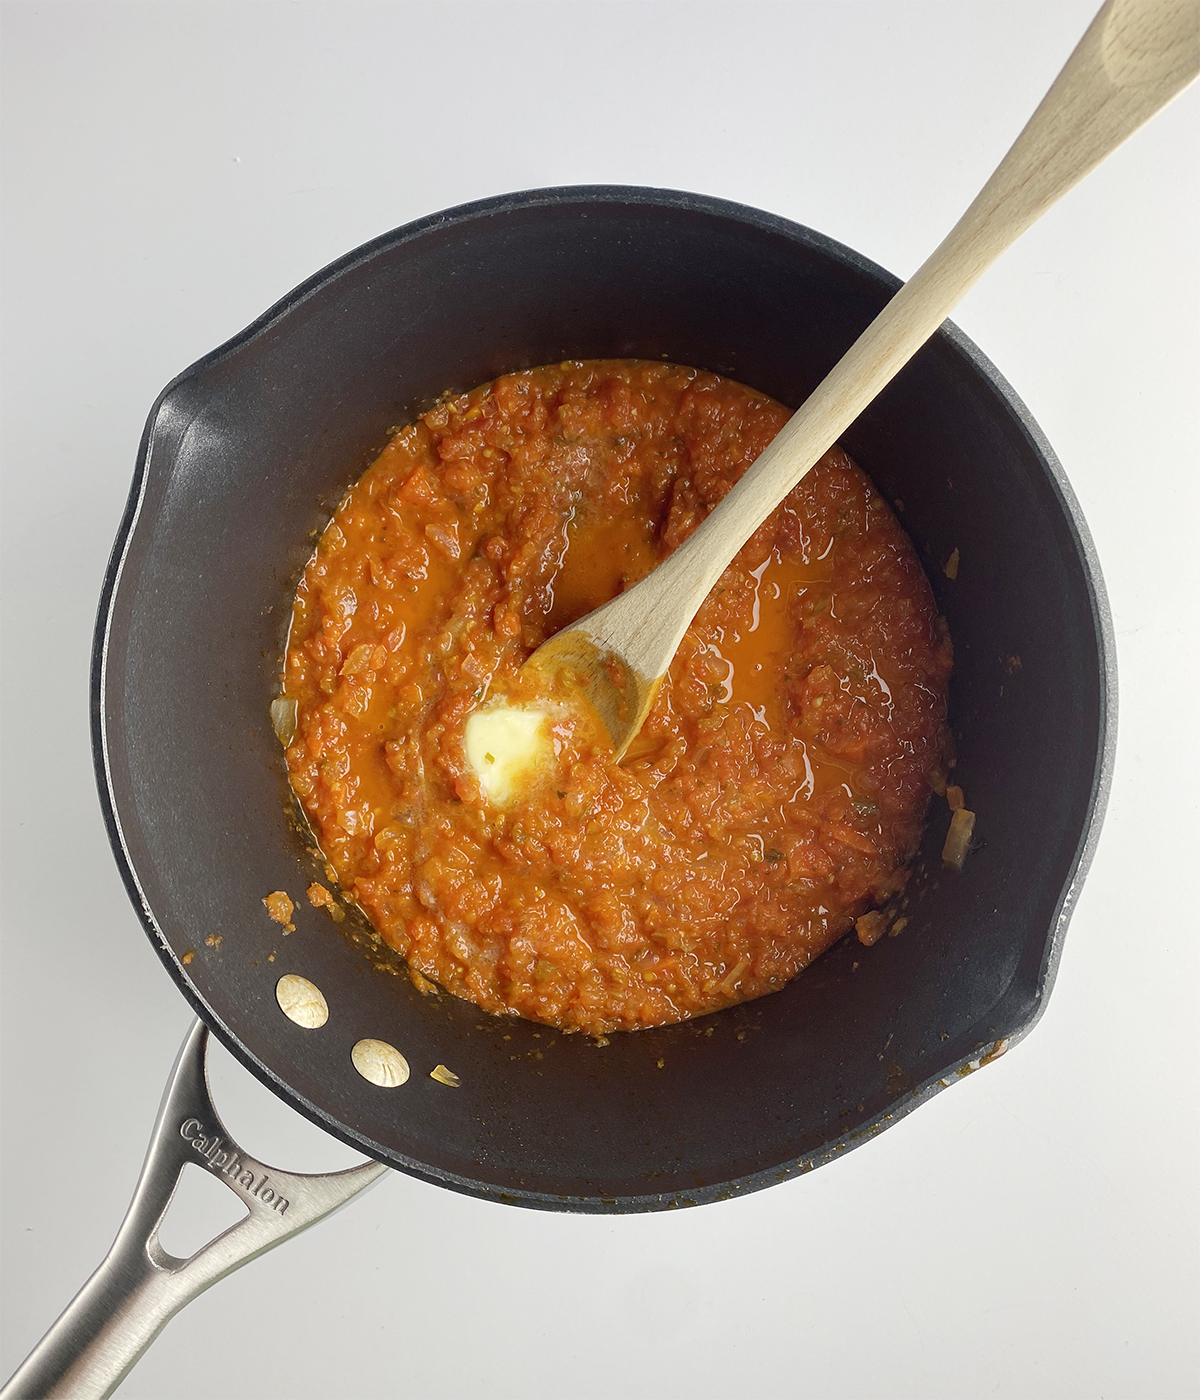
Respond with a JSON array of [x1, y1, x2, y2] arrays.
[[92, 186, 1114, 1213]]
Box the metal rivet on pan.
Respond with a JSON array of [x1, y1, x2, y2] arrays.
[[275, 974, 329, 1029], [351, 1039, 410, 1087]]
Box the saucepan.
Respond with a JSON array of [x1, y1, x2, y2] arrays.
[[2, 187, 1114, 1398]]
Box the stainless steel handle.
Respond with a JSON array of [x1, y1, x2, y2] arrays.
[[0, 1020, 388, 1399]]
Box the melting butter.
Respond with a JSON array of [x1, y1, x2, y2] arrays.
[[464, 703, 553, 806]]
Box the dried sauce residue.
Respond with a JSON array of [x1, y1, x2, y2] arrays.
[[306, 881, 346, 923], [263, 890, 295, 933]]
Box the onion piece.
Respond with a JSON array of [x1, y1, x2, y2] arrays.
[[942, 808, 976, 869], [855, 910, 889, 947], [270, 697, 299, 747]]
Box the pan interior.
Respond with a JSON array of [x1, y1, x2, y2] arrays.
[[96, 189, 1108, 1210]]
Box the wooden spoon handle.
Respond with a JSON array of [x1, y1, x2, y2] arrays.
[[618, 0, 1198, 679]]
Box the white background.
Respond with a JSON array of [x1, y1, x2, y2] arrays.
[[2, 3, 1197, 1397]]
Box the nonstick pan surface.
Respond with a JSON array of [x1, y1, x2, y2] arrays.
[[93, 186, 1114, 1212]]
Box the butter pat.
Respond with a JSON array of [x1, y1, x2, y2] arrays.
[[464, 703, 553, 806]]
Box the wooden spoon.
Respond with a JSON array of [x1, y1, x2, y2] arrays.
[[525, 0, 1198, 758]]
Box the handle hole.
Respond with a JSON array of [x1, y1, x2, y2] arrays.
[[157, 1162, 249, 1261], [204, 1033, 364, 1173]]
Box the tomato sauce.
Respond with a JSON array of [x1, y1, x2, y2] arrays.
[[282, 361, 952, 1035]]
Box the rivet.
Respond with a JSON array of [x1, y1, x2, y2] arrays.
[[275, 974, 329, 1029], [351, 1038, 409, 1087]]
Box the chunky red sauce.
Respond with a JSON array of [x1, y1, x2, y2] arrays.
[[283, 361, 952, 1035]]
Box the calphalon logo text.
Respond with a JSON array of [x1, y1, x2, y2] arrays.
[[179, 1119, 289, 1213]]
